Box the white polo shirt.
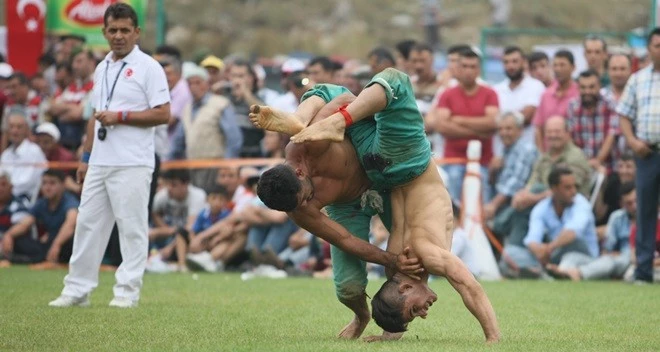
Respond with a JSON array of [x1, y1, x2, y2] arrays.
[[493, 75, 545, 155], [0, 139, 46, 200], [89, 45, 170, 168]]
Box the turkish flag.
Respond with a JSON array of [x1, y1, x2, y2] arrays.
[[5, 0, 45, 76]]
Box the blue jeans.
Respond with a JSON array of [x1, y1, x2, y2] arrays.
[[634, 151, 660, 282], [246, 219, 298, 254], [442, 164, 492, 205]]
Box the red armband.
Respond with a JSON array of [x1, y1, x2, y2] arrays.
[[338, 104, 353, 127]]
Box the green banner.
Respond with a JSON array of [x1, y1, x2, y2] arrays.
[[47, 0, 148, 48]]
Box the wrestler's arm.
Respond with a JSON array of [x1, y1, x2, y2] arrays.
[[289, 204, 421, 277], [413, 239, 501, 343]]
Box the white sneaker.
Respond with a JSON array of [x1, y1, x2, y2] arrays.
[[48, 295, 90, 308], [109, 297, 138, 308], [145, 254, 173, 274], [186, 251, 218, 272]]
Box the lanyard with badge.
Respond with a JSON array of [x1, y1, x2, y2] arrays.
[[97, 61, 127, 141]]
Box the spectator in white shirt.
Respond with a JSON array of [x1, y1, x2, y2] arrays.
[[493, 46, 545, 156], [0, 110, 46, 201], [49, 3, 170, 309]]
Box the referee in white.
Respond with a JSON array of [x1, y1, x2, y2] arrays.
[[50, 3, 170, 308]]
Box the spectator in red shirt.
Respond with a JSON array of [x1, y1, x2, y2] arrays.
[[34, 122, 75, 162], [435, 48, 499, 203], [533, 50, 579, 151]]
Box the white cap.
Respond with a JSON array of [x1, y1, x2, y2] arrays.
[[35, 122, 61, 142], [281, 58, 306, 74], [0, 63, 13, 79], [184, 64, 209, 81]]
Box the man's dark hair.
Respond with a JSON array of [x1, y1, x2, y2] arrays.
[[527, 51, 549, 66], [256, 164, 301, 212], [38, 54, 56, 67], [371, 277, 408, 333], [411, 43, 433, 54], [459, 48, 481, 60], [548, 166, 573, 187], [9, 72, 29, 86], [155, 45, 182, 60], [620, 181, 636, 198], [368, 47, 395, 66], [104, 2, 139, 27], [647, 27, 660, 45], [578, 69, 600, 80], [620, 150, 634, 162], [43, 169, 65, 182], [71, 48, 94, 62], [584, 35, 608, 52], [504, 45, 524, 56], [232, 59, 259, 93], [447, 44, 471, 55], [161, 169, 190, 184], [207, 184, 230, 198], [395, 40, 417, 60], [554, 50, 575, 66], [56, 62, 73, 75], [309, 56, 335, 72]]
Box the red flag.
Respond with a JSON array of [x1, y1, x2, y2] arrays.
[[6, 0, 45, 76]]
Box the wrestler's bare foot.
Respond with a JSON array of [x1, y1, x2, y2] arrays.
[[546, 264, 582, 281], [363, 331, 404, 343], [338, 315, 369, 339], [248, 105, 305, 135], [291, 113, 345, 143]]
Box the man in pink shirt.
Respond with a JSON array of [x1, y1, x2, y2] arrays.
[[435, 48, 499, 203], [533, 50, 579, 151]]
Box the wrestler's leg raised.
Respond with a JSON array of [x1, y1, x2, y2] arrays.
[[290, 70, 404, 143], [249, 85, 357, 135]]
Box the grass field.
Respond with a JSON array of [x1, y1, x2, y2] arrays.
[[1, 267, 659, 352]]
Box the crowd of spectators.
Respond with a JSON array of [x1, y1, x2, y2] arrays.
[[0, 29, 658, 282]]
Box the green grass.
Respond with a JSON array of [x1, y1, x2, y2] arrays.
[[1, 267, 659, 352]]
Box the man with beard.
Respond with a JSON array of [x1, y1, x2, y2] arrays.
[[493, 46, 545, 156], [566, 70, 619, 172]]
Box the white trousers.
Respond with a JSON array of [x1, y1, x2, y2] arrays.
[[62, 165, 152, 301]]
